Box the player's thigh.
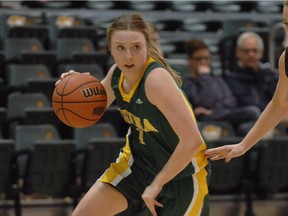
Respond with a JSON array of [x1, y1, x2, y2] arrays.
[[72, 182, 128, 216]]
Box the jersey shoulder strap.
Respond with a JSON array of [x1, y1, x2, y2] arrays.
[[285, 47, 288, 77]]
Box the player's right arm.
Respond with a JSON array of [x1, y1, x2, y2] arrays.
[[101, 64, 116, 108], [204, 50, 288, 162]]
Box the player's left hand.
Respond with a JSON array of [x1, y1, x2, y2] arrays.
[[142, 182, 163, 216]]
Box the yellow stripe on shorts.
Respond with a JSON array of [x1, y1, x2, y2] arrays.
[[98, 128, 134, 186], [184, 166, 209, 216]]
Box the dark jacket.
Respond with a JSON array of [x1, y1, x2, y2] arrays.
[[182, 74, 238, 119], [226, 63, 278, 111]]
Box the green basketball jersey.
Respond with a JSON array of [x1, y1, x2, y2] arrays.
[[111, 57, 208, 180]]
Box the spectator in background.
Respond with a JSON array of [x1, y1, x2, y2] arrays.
[[182, 39, 261, 136], [226, 31, 279, 111], [226, 31, 288, 131]]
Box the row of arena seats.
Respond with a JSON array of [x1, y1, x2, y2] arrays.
[[0, 132, 125, 216], [0, 93, 126, 139], [1, 91, 288, 140], [0, 4, 286, 216], [1, 129, 288, 216], [0, 13, 285, 110], [5, 1, 284, 13], [207, 136, 288, 216], [0, 8, 284, 74]]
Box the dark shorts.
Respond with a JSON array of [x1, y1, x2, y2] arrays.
[[99, 163, 210, 216], [97, 136, 210, 215]]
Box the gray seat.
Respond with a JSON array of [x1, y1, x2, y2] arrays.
[[0, 107, 7, 138], [17, 140, 79, 210], [197, 121, 236, 141], [6, 64, 51, 88], [82, 137, 125, 191], [22, 141, 76, 196], [0, 139, 20, 216], [26, 77, 58, 99], [254, 137, 288, 195], [7, 92, 50, 121], [14, 124, 61, 178], [4, 38, 44, 62], [206, 137, 255, 216], [15, 124, 60, 151], [56, 38, 95, 62], [74, 122, 118, 149], [57, 63, 104, 80]]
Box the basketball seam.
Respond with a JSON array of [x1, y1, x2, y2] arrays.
[[61, 75, 74, 126], [56, 108, 104, 121]]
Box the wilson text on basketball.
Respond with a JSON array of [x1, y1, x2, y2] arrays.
[[82, 87, 106, 98]]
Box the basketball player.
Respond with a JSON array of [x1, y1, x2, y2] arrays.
[[57, 13, 210, 216], [204, 0, 288, 163]]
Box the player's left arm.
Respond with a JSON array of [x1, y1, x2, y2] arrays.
[[144, 67, 203, 187]]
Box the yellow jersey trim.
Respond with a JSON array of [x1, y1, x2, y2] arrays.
[[118, 57, 155, 103]]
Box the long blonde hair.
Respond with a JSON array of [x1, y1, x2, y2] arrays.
[[106, 13, 182, 86], [284, 0, 288, 6]]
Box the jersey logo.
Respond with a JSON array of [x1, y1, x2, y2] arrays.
[[136, 98, 143, 104]]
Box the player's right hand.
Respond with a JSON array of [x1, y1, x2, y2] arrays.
[[203, 143, 246, 163], [55, 70, 90, 85], [55, 70, 78, 85]]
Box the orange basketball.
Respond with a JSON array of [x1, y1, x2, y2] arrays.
[[52, 73, 107, 128]]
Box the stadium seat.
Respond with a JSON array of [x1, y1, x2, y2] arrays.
[[14, 124, 61, 179], [170, 1, 197, 12], [71, 51, 109, 72], [22, 106, 73, 139], [4, 38, 44, 62], [255, 2, 282, 13], [206, 137, 256, 216], [15, 124, 60, 151], [0, 107, 7, 138], [56, 38, 96, 62], [0, 51, 5, 79], [81, 137, 125, 191], [129, 1, 157, 11], [0, 139, 20, 216], [182, 19, 222, 33], [6, 64, 51, 88], [7, 25, 50, 49], [253, 138, 288, 197], [0, 13, 37, 41], [84, 1, 115, 10], [74, 122, 118, 149], [7, 92, 51, 138], [57, 26, 98, 41], [18, 140, 80, 209], [197, 121, 236, 141], [7, 92, 50, 122], [57, 63, 105, 80], [26, 77, 58, 99], [20, 51, 57, 76]]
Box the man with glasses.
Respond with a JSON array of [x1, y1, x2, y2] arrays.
[[226, 31, 279, 111]]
